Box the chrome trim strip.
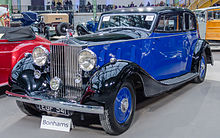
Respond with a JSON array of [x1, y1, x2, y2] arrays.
[[14, 96, 104, 114]]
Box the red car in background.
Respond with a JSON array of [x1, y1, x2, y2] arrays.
[[0, 26, 50, 91]]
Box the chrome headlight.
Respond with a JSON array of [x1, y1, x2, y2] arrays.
[[32, 46, 49, 67], [79, 49, 97, 72]]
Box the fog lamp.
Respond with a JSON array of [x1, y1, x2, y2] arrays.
[[50, 77, 62, 91]]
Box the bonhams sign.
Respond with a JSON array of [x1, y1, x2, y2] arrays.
[[40, 115, 72, 132]]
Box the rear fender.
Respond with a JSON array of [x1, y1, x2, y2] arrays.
[[193, 39, 213, 65]]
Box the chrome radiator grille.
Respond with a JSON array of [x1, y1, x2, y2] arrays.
[[50, 45, 83, 101]]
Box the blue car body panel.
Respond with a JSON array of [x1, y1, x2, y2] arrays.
[[88, 31, 198, 80], [12, 12, 38, 26], [86, 21, 98, 33]]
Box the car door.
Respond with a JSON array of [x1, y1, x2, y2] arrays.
[[147, 12, 186, 80], [182, 12, 198, 73]]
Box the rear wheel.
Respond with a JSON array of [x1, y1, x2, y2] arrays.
[[99, 81, 136, 135], [194, 53, 207, 83], [16, 101, 41, 116]]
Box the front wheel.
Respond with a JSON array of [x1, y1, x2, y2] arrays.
[[194, 53, 207, 83], [99, 81, 136, 135]]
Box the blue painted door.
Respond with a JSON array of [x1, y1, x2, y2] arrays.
[[149, 32, 186, 80], [140, 13, 188, 80]]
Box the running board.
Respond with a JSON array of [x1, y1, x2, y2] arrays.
[[160, 73, 199, 85]]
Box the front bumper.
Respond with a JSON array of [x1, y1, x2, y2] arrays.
[[6, 91, 104, 114]]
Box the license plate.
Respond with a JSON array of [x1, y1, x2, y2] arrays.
[[36, 105, 73, 116]]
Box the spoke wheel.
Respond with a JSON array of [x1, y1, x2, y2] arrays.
[[194, 53, 207, 83], [114, 87, 132, 124], [99, 81, 136, 135]]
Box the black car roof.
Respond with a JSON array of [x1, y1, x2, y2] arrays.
[[102, 7, 194, 15]]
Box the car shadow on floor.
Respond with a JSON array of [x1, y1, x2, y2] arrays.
[[2, 79, 214, 136], [58, 81, 201, 133]]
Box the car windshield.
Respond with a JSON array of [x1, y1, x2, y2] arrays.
[[98, 13, 156, 31]]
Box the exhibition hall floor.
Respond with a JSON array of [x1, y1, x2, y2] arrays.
[[0, 52, 220, 138]]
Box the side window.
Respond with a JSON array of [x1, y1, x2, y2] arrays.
[[208, 11, 213, 20], [155, 14, 181, 32], [184, 13, 196, 31], [213, 10, 220, 19], [155, 15, 165, 31], [207, 10, 220, 20]]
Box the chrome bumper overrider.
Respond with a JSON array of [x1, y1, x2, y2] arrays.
[[6, 91, 104, 114]]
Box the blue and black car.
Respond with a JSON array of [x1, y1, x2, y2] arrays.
[[7, 7, 213, 135]]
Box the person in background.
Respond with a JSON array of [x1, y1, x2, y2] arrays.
[[159, 1, 165, 6], [69, 0, 73, 10], [139, 2, 144, 7], [130, 2, 135, 7], [87, 1, 92, 12], [57, 1, 62, 10], [51, 0, 56, 10], [63, 0, 68, 10]]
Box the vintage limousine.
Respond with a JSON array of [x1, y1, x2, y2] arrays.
[[7, 7, 213, 135]]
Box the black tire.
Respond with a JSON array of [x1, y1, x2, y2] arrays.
[[194, 53, 207, 83], [16, 101, 42, 116], [99, 81, 136, 135], [56, 22, 69, 36]]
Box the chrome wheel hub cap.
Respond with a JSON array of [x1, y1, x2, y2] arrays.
[[121, 98, 129, 113]]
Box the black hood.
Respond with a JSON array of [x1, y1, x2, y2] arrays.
[[75, 29, 142, 42]]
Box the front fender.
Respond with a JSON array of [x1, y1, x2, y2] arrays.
[[82, 60, 142, 105], [9, 55, 49, 94], [76, 24, 91, 36]]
